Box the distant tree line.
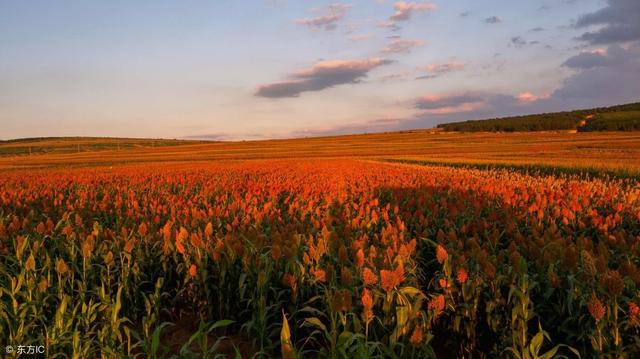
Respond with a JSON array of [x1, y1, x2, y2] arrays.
[[579, 111, 640, 131], [437, 102, 640, 132]]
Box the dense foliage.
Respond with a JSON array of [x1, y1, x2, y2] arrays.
[[1, 160, 639, 358], [437, 102, 640, 132], [579, 111, 640, 132]]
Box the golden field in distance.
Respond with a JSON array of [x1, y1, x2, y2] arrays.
[[0, 137, 202, 158], [1, 131, 640, 175]]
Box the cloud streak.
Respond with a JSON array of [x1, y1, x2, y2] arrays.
[[295, 3, 351, 31], [256, 58, 393, 98], [389, 1, 437, 22], [484, 16, 502, 24], [416, 61, 465, 79], [510, 36, 527, 48], [380, 38, 426, 54]]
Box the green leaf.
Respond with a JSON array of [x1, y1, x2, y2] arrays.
[[529, 331, 544, 355], [151, 322, 173, 357], [209, 319, 234, 332], [112, 286, 123, 325], [399, 286, 423, 297], [233, 345, 243, 359], [396, 306, 409, 331], [538, 346, 559, 359]]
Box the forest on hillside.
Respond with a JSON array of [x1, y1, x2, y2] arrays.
[[437, 102, 640, 132]]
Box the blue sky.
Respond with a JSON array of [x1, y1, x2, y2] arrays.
[[1, 0, 639, 140]]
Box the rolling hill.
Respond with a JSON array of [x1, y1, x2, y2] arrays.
[[2, 131, 640, 178], [0, 137, 206, 157], [437, 101, 640, 132]]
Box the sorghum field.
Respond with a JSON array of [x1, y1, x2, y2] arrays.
[[1, 157, 639, 358]]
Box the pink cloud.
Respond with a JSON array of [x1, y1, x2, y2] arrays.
[[516, 92, 538, 103], [380, 38, 426, 54], [390, 1, 438, 22], [416, 61, 465, 78], [414, 91, 548, 116], [517, 92, 549, 103], [295, 3, 351, 30], [376, 20, 399, 29], [293, 58, 391, 76], [419, 62, 465, 73]]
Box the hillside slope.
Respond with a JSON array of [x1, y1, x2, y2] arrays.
[[437, 102, 640, 132]]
